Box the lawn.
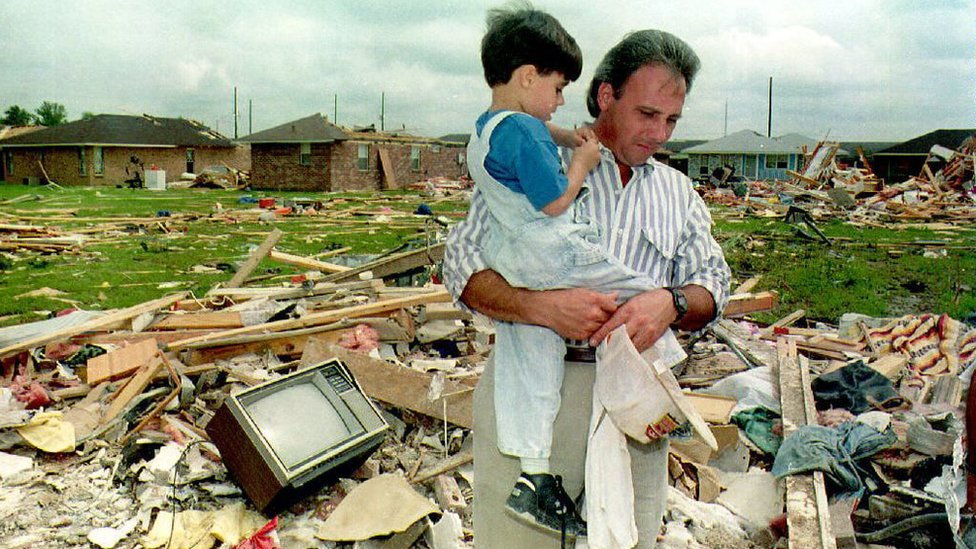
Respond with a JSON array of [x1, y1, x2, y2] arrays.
[[0, 184, 466, 327], [1, 183, 973, 329]]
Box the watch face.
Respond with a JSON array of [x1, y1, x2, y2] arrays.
[[671, 288, 688, 317]]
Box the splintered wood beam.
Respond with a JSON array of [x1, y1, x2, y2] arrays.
[[710, 318, 778, 369], [723, 290, 779, 317], [321, 242, 445, 283], [268, 250, 350, 273], [165, 288, 451, 351], [0, 292, 187, 358], [777, 338, 836, 549], [223, 228, 283, 289]]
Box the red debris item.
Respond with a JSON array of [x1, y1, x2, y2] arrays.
[[773, 326, 790, 335], [258, 198, 276, 209], [44, 341, 82, 362], [10, 375, 51, 409], [291, 274, 307, 285], [339, 324, 380, 353], [55, 308, 79, 318], [233, 517, 281, 549]]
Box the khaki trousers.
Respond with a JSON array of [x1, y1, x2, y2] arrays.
[[473, 356, 670, 548]]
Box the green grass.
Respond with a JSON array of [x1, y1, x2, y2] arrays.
[[0, 184, 467, 326], [2, 183, 973, 330], [713, 211, 976, 325]]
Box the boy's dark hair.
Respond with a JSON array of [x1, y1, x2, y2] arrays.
[[586, 29, 700, 117], [481, 5, 582, 86]]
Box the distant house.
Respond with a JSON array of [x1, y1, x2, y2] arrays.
[[0, 125, 43, 182], [871, 129, 976, 183], [0, 114, 248, 187], [682, 130, 817, 181], [241, 113, 467, 191], [661, 139, 707, 175]]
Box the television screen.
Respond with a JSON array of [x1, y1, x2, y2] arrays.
[[244, 382, 351, 470], [206, 358, 388, 512]]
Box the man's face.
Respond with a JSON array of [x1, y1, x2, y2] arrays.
[[594, 63, 687, 167]]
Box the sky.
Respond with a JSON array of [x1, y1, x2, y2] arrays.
[[1, 0, 973, 142]]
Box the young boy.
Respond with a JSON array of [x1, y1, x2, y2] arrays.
[[470, 5, 683, 538]]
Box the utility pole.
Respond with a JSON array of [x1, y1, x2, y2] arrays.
[[248, 99, 253, 135], [233, 86, 239, 139], [380, 92, 385, 132], [334, 93, 338, 123], [767, 77, 773, 138], [724, 99, 728, 137]]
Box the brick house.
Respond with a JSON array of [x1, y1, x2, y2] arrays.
[[241, 113, 466, 191], [0, 114, 249, 186]]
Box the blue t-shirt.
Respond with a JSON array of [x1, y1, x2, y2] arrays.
[[475, 110, 567, 211]]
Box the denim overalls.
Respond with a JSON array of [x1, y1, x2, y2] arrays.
[[469, 110, 673, 459]]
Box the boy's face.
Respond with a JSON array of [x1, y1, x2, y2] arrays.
[[523, 69, 568, 122]]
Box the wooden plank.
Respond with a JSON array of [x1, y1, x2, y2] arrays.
[[684, 393, 737, 424], [321, 242, 445, 283], [150, 311, 243, 330], [777, 339, 836, 549], [0, 292, 187, 358], [100, 353, 164, 424], [223, 228, 283, 289], [307, 342, 473, 428], [710, 318, 778, 369], [166, 288, 451, 351], [268, 250, 350, 273], [85, 338, 159, 385], [377, 147, 397, 190], [723, 290, 778, 317], [732, 275, 762, 295]]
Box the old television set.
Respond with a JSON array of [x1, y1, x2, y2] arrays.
[[206, 358, 388, 513]]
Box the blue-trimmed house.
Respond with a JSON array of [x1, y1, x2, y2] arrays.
[[681, 129, 817, 181]]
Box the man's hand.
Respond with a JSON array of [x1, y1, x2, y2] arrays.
[[460, 270, 618, 340], [588, 288, 675, 352], [530, 288, 618, 340]]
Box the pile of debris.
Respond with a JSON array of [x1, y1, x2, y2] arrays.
[[1, 227, 974, 548], [0, 232, 480, 548], [701, 136, 976, 226]]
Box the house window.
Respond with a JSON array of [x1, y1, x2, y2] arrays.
[[432, 144, 441, 153], [410, 146, 421, 172], [93, 147, 104, 175], [4, 151, 13, 176], [457, 151, 465, 165], [357, 144, 370, 171], [79, 148, 86, 176], [765, 154, 788, 169], [300, 143, 311, 166], [186, 149, 195, 173]]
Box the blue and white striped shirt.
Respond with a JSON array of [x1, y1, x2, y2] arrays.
[[444, 144, 731, 315]]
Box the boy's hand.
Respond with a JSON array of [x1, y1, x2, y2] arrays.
[[571, 136, 601, 173], [573, 126, 597, 145]]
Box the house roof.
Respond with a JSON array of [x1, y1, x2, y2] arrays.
[[837, 141, 899, 157], [438, 133, 470, 145], [682, 129, 816, 155], [0, 114, 234, 147], [239, 113, 349, 144], [0, 125, 43, 142], [872, 129, 976, 156]]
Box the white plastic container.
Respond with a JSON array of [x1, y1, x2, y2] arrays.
[[145, 169, 167, 190]]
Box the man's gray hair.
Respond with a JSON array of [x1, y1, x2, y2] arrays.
[[586, 29, 700, 118]]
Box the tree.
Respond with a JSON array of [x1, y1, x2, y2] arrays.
[[1, 105, 32, 125], [80, 111, 96, 121], [33, 101, 67, 126]]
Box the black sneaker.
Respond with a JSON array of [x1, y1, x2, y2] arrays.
[[504, 473, 587, 538]]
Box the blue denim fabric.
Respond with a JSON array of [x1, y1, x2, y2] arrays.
[[470, 111, 660, 458]]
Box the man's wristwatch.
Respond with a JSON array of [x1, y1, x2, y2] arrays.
[[665, 286, 688, 324]]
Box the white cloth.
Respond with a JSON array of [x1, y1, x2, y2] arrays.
[[584, 329, 687, 548]]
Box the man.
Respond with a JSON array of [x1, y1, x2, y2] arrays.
[[444, 29, 731, 547]]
